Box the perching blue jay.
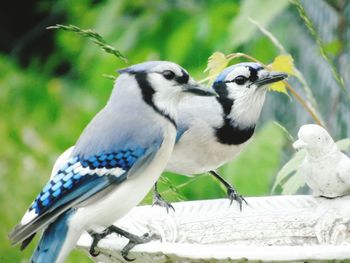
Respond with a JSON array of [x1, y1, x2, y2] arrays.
[[50, 63, 288, 213], [156, 62, 287, 209], [8, 61, 215, 263]]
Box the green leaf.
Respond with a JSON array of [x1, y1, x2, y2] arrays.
[[336, 138, 350, 151], [323, 40, 342, 56], [272, 150, 305, 193], [281, 169, 304, 195]]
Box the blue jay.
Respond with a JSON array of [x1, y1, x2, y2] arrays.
[[9, 61, 215, 263], [153, 62, 288, 210], [49, 63, 288, 213]]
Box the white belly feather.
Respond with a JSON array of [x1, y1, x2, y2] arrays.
[[166, 123, 249, 175]]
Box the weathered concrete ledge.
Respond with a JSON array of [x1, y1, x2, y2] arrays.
[[77, 195, 350, 262]]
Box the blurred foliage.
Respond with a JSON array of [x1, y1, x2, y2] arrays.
[[1, 0, 349, 262]]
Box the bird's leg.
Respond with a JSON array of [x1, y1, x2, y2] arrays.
[[209, 170, 247, 210], [88, 225, 158, 261], [152, 181, 175, 213]]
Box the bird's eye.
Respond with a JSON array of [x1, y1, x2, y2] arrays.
[[234, 75, 248, 85], [162, 70, 176, 80]]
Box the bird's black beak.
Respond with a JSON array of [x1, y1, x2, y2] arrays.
[[254, 71, 288, 87], [182, 83, 218, 97]]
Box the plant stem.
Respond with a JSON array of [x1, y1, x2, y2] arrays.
[[226, 53, 264, 65], [159, 176, 200, 197], [47, 24, 128, 63], [291, 0, 345, 91], [283, 82, 324, 127]]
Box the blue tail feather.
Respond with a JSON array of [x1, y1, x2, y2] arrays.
[[30, 210, 74, 263]]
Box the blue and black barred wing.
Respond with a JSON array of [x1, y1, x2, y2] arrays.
[[9, 146, 152, 246]]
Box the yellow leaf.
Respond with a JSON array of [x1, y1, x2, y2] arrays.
[[267, 54, 295, 94], [269, 54, 296, 76], [205, 52, 229, 84], [269, 81, 288, 94]]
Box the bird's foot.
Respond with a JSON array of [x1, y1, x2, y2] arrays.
[[227, 187, 248, 210], [89, 225, 159, 261], [89, 228, 111, 257], [209, 170, 247, 210], [121, 232, 159, 261], [152, 190, 175, 213]]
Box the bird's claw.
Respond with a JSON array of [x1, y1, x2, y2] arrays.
[[152, 193, 175, 213], [227, 187, 248, 210], [121, 248, 136, 262], [89, 226, 159, 261], [89, 231, 107, 257], [121, 233, 157, 261], [209, 170, 247, 210], [90, 247, 100, 257]]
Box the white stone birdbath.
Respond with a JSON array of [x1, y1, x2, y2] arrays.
[[77, 195, 350, 262]]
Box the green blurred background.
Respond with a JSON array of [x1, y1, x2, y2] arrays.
[[1, 0, 349, 262]]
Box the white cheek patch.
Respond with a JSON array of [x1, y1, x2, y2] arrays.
[[225, 67, 250, 81]]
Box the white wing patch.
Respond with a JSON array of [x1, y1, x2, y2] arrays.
[[20, 148, 128, 227], [74, 166, 124, 177], [111, 167, 125, 177], [20, 165, 124, 226], [21, 208, 38, 225]]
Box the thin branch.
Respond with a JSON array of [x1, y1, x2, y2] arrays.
[[159, 176, 201, 197], [47, 24, 128, 63], [248, 18, 286, 53], [284, 82, 324, 127]]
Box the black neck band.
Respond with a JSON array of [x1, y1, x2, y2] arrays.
[[213, 81, 255, 145], [134, 72, 177, 128]]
